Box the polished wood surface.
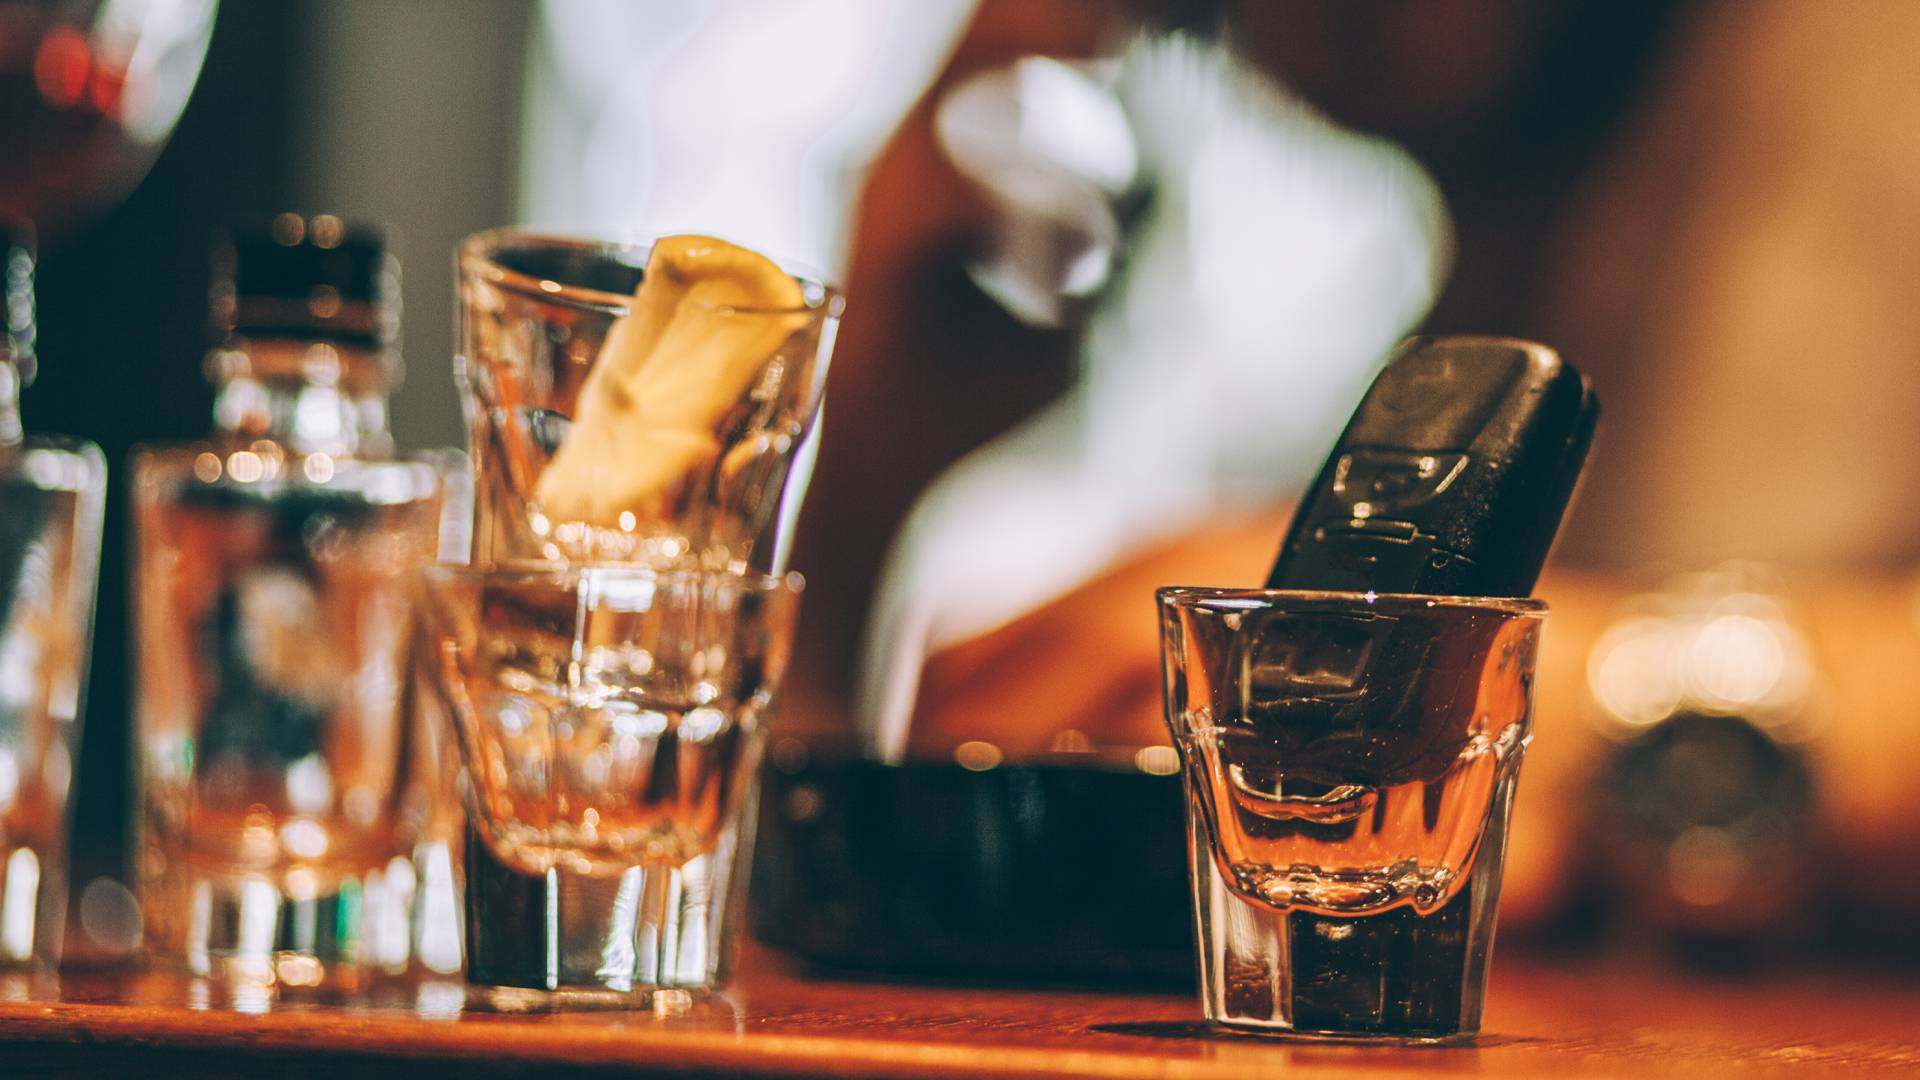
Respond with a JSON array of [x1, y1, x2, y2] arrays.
[[0, 950, 1915, 1077]]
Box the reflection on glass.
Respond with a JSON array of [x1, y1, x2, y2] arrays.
[[0, 0, 216, 231]]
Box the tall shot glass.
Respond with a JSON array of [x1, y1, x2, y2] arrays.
[[444, 232, 839, 1007], [1158, 588, 1544, 1040]]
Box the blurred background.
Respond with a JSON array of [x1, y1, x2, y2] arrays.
[[19, 0, 1920, 979]]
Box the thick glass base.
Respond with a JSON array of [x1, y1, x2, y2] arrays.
[[1212, 1024, 1478, 1047], [468, 984, 710, 1016], [145, 852, 446, 992], [1189, 769, 1518, 1041], [463, 819, 748, 1005], [176, 876, 373, 989], [0, 969, 59, 1003]]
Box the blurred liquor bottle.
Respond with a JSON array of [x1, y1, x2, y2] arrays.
[[129, 216, 455, 987]]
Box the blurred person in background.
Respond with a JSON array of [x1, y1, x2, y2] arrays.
[[519, 0, 1452, 750]]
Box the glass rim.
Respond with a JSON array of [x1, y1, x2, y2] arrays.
[[425, 559, 805, 596], [1155, 585, 1547, 618], [457, 227, 843, 318]]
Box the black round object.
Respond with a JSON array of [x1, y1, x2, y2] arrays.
[[751, 749, 1193, 988]]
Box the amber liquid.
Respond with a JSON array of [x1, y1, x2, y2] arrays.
[[430, 571, 769, 879], [0, 463, 89, 845], [1186, 721, 1524, 917], [133, 450, 441, 915]]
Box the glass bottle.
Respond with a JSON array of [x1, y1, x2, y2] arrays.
[[0, 223, 106, 983], [132, 215, 445, 989]]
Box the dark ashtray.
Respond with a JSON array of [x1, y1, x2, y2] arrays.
[[750, 740, 1193, 989]]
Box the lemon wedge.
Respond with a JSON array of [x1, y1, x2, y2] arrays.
[[535, 235, 807, 528]]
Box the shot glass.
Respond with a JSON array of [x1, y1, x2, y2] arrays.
[[131, 451, 448, 987], [423, 564, 800, 1008], [0, 436, 106, 981], [455, 230, 841, 573], [1157, 587, 1544, 1040]]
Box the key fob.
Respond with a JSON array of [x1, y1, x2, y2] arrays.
[[1267, 335, 1597, 596]]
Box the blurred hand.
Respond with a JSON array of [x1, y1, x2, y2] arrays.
[[905, 509, 1291, 758], [900, 517, 1624, 931]]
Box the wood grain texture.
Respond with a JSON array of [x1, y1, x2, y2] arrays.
[[0, 953, 1915, 1078]]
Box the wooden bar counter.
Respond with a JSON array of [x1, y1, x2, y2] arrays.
[[1, 948, 1915, 1077]]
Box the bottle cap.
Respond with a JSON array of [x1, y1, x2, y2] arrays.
[[211, 213, 397, 347]]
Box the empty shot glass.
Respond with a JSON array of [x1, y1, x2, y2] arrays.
[[423, 564, 799, 1008], [455, 230, 841, 574], [1158, 587, 1544, 1040]]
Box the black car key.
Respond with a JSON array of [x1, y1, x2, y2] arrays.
[[1249, 334, 1597, 1036], [1266, 335, 1597, 596]]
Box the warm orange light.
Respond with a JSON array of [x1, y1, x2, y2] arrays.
[[32, 26, 91, 110], [87, 54, 125, 117]]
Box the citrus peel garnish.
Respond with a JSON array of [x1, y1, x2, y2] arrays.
[[534, 235, 806, 528]]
